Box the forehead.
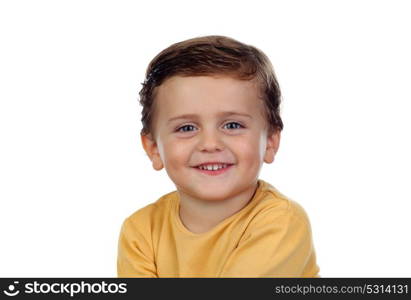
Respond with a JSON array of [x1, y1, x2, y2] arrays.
[[154, 75, 264, 119]]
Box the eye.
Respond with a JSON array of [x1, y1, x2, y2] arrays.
[[176, 124, 197, 132], [223, 122, 244, 130]]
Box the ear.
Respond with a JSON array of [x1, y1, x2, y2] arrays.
[[263, 130, 281, 164], [141, 133, 164, 171]]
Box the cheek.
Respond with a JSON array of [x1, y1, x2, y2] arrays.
[[162, 140, 191, 167], [232, 135, 263, 162], [236, 135, 260, 156]]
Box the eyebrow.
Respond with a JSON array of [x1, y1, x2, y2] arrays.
[[167, 111, 253, 124]]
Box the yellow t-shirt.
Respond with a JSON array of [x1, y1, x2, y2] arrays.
[[117, 179, 320, 277]]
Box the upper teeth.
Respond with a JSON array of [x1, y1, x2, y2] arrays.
[[198, 164, 228, 170]]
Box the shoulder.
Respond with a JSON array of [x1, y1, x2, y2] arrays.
[[121, 190, 177, 234], [249, 179, 312, 230]]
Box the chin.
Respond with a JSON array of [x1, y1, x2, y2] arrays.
[[193, 187, 235, 202]]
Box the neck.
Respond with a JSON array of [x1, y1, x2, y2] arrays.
[[177, 181, 259, 234]]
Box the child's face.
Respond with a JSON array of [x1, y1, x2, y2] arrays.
[[141, 75, 280, 201]]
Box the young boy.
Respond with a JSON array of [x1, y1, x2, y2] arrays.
[[117, 35, 320, 277]]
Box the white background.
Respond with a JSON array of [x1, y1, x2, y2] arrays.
[[1, 0, 410, 277]]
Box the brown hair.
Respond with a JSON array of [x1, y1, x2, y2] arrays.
[[139, 35, 283, 138]]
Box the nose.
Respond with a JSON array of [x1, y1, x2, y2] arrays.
[[197, 127, 224, 152]]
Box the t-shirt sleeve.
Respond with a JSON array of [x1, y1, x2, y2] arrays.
[[117, 217, 157, 277], [219, 202, 320, 278]]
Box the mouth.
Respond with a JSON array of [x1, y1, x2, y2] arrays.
[[192, 163, 235, 176]]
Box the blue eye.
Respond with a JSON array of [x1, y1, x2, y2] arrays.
[[177, 125, 196, 132], [176, 122, 244, 133], [224, 122, 244, 130]]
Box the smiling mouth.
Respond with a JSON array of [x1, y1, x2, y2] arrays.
[[192, 164, 234, 176]]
